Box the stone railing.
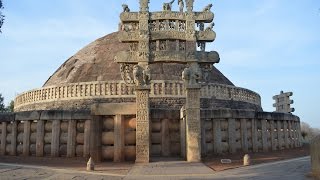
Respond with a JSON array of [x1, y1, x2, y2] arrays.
[[14, 81, 261, 110], [197, 109, 301, 156]]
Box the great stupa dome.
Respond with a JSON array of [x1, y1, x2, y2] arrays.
[[14, 31, 261, 112], [44, 32, 234, 87]]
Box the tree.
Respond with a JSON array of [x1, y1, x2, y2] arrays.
[[0, 0, 4, 33], [0, 93, 6, 112], [7, 100, 14, 112], [301, 121, 320, 142]]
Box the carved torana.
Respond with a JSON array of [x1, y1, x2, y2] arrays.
[[115, 0, 220, 163]]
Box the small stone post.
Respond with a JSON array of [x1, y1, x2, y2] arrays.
[[67, 120, 76, 158], [87, 157, 94, 171], [1, 122, 7, 155], [114, 114, 125, 162], [11, 121, 17, 156], [243, 154, 251, 166], [36, 120, 44, 157], [213, 119, 222, 154], [83, 120, 91, 158], [51, 120, 61, 157], [311, 135, 320, 178], [23, 121, 31, 156]]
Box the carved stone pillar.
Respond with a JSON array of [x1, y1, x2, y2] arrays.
[[185, 85, 201, 162], [135, 86, 150, 163]]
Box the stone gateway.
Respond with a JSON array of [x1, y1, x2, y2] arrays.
[[0, 0, 301, 164]]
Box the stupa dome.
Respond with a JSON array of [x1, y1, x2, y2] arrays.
[[14, 32, 261, 112], [44, 32, 234, 87]]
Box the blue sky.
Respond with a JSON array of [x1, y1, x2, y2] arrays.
[[0, 0, 319, 128]]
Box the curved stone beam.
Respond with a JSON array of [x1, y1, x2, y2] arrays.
[[120, 12, 139, 22], [195, 51, 220, 63], [196, 31, 216, 42], [194, 12, 214, 22]]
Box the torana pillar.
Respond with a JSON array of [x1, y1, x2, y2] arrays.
[[185, 84, 201, 162], [135, 86, 151, 163]]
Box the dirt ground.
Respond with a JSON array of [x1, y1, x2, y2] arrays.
[[0, 145, 310, 173], [204, 145, 310, 171], [0, 155, 133, 175]]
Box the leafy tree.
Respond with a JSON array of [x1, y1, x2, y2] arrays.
[[0, 0, 4, 33], [7, 100, 14, 112], [0, 93, 6, 112], [301, 121, 320, 142]]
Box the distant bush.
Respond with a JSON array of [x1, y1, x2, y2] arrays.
[[301, 121, 320, 143]]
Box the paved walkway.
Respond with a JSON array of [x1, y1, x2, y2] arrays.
[[0, 156, 312, 180]]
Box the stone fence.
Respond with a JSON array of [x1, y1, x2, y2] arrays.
[[0, 109, 301, 162], [14, 81, 261, 111], [196, 109, 302, 156]]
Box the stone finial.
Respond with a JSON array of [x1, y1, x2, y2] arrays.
[[122, 4, 130, 12], [86, 157, 95, 171], [178, 0, 184, 12], [273, 91, 295, 113], [140, 0, 150, 12], [185, 0, 194, 12], [163, 0, 175, 11], [243, 154, 251, 166]]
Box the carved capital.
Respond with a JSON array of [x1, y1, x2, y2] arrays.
[[133, 65, 151, 87], [182, 64, 201, 86]]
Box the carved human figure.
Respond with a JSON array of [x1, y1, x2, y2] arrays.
[[159, 21, 166, 31], [120, 64, 134, 84], [149, 21, 157, 31], [143, 65, 151, 85], [197, 22, 205, 31], [178, 21, 186, 31], [169, 20, 175, 30], [125, 65, 133, 83], [122, 4, 130, 12], [133, 65, 143, 86], [178, 0, 184, 12], [159, 41, 167, 51]]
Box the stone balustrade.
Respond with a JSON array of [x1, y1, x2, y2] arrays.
[[14, 81, 261, 111], [0, 109, 301, 162], [198, 109, 302, 156]]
